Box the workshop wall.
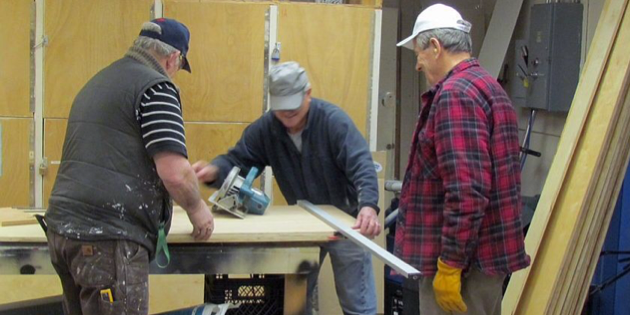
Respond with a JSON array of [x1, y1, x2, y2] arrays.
[[0, 0, 380, 312], [0, 0, 378, 207], [0, 119, 31, 207], [0, 0, 31, 118], [277, 3, 374, 135], [506, 0, 605, 198], [164, 1, 268, 123], [44, 0, 155, 119], [0, 0, 33, 207]]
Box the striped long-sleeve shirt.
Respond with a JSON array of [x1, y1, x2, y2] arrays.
[[136, 82, 188, 158]]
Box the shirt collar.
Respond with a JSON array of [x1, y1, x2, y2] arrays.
[[427, 58, 479, 95], [125, 46, 171, 79]]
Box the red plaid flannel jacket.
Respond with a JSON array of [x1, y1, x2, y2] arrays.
[[394, 59, 530, 276]]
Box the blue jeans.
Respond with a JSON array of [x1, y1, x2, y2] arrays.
[[306, 239, 377, 315]]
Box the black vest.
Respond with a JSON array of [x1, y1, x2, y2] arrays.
[[46, 49, 174, 257]]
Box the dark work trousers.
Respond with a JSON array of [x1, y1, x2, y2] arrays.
[[418, 268, 506, 315], [47, 230, 149, 315]]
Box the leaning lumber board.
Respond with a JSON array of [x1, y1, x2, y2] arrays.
[[502, 3, 630, 313], [541, 27, 630, 313], [566, 96, 630, 314], [502, 1, 629, 312], [477, 0, 525, 78], [552, 30, 630, 314], [560, 91, 630, 315], [523, 16, 630, 314], [568, 141, 630, 315]]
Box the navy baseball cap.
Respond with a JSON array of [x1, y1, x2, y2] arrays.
[[139, 18, 192, 72]]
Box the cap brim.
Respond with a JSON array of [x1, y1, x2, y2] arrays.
[[270, 92, 303, 111], [182, 56, 191, 73], [397, 32, 418, 50]]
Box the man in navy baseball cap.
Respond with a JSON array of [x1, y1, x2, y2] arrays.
[[139, 17, 192, 72], [45, 16, 214, 315]]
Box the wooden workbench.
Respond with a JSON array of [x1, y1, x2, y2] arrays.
[[0, 205, 351, 243], [0, 205, 354, 314]]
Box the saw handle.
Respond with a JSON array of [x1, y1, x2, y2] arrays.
[[243, 167, 259, 188]]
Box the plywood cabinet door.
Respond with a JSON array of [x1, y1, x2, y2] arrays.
[[185, 122, 248, 200], [278, 4, 374, 136], [0, 119, 31, 207], [44, 0, 154, 118], [165, 1, 269, 123], [0, 0, 31, 118]]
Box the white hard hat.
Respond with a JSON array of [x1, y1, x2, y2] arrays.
[[397, 4, 471, 50]]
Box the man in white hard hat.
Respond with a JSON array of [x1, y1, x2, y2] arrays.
[[394, 4, 530, 315]]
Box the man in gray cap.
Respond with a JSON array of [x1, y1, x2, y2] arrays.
[[194, 61, 380, 315], [395, 4, 529, 315], [45, 18, 214, 315]]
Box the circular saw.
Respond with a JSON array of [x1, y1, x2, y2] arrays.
[[208, 166, 270, 219]]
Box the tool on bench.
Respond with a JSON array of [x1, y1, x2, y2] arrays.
[[34, 214, 47, 233], [208, 166, 270, 219]]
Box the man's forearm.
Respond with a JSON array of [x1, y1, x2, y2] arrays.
[[163, 165, 206, 214]]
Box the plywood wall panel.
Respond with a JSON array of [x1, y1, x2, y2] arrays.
[[272, 177, 288, 206], [44, 0, 153, 118], [165, 1, 268, 122], [0, 119, 31, 207], [43, 120, 247, 205], [0, 0, 31, 117], [185, 122, 248, 200], [278, 3, 374, 135]]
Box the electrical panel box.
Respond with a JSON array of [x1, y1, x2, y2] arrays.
[[511, 39, 529, 108], [526, 3, 582, 113]]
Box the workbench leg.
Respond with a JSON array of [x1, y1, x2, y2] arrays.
[[284, 274, 307, 315]]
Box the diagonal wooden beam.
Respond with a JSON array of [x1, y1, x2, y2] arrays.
[[550, 25, 630, 314], [477, 0, 524, 78]]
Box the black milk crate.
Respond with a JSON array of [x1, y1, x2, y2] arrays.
[[205, 274, 284, 315], [385, 276, 404, 315]]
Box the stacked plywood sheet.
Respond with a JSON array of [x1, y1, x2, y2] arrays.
[[503, 0, 630, 314]]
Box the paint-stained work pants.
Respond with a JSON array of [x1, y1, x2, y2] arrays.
[[47, 230, 149, 315]]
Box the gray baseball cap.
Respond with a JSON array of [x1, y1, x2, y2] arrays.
[[269, 62, 310, 111]]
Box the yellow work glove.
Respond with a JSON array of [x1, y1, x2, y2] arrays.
[[433, 258, 468, 313]]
